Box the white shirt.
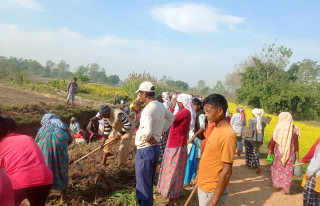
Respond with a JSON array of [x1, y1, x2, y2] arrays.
[[135, 101, 175, 149]]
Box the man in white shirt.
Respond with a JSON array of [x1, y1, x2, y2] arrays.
[[135, 81, 175, 206], [69, 117, 80, 136]]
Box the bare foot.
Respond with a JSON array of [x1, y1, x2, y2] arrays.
[[237, 151, 241, 156]]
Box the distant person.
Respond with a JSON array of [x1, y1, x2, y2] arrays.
[[245, 108, 266, 174], [66, 78, 78, 106], [157, 93, 191, 206], [197, 94, 236, 206], [301, 137, 320, 205], [269, 112, 299, 194], [114, 93, 120, 105], [36, 113, 73, 202], [69, 116, 80, 136], [97, 104, 134, 168], [135, 81, 175, 205], [162, 92, 171, 110], [0, 116, 53, 206], [231, 106, 246, 156]]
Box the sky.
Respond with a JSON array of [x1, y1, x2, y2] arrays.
[[0, 0, 319, 87]]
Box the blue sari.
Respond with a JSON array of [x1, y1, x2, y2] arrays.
[[184, 139, 199, 185]]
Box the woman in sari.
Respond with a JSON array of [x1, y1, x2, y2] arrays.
[[157, 93, 191, 206], [184, 98, 205, 185], [36, 113, 73, 202], [269, 112, 299, 194], [245, 108, 266, 174]]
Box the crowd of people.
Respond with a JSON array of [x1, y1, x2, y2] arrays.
[[0, 81, 319, 206]]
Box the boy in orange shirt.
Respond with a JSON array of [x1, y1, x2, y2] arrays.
[[197, 94, 237, 206]]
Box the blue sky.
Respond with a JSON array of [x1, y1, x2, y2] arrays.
[[0, 0, 319, 87]]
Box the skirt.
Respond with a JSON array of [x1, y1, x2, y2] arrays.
[[36, 124, 69, 190], [157, 145, 188, 198], [271, 142, 295, 193]]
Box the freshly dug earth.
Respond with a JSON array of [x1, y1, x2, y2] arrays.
[[46, 140, 137, 206]]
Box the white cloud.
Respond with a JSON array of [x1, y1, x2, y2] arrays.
[[4, 0, 43, 11], [151, 3, 245, 33], [59, 27, 82, 38], [90, 35, 127, 47]]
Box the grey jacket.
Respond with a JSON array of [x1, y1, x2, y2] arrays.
[[245, 117, 266, 142]]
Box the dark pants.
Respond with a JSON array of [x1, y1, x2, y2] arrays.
[[135, 145, 160, 206], [14, 184, 52, 206]]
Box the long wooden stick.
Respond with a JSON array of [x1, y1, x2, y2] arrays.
[[184, 184, 198, 206], [71, 140, 114, 165], [293, 162, 305, 167]]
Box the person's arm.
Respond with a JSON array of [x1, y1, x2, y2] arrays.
[[163, 107, 175, 132], [302, 138, 320, 163], [116, 113, 133, 138], [67, 82, 71, 92], [207, 162, 233, 206], [230, 115, 235, 127], [189, 114, 205, 143], [268, 138, 276, 155], [293, 133, 299, 160], [66, 128, 74, 145], [100, 119, 112, 149]]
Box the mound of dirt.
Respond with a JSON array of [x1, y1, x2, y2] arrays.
[[47, 140, 136, 205]]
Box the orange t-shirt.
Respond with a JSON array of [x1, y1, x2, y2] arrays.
[[198, 123, 237, 193]]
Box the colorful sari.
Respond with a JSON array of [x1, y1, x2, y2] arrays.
[[35, 114, 69, 191]]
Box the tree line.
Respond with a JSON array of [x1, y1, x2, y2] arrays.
[[214, 43, 320, 121], [0, 57, 121, 85]]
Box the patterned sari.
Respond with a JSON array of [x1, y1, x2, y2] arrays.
[[35, 116, 69, 191]]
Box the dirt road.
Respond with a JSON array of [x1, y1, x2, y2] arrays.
[[226, 154, 303, 206]]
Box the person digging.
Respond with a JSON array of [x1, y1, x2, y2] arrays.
[[98, 104, 134, 169]]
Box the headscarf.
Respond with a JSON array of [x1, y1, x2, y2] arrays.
[[40, 113, 66, 132], [252, 108, 264, 133], [272, 112, 293, 166], [162, 92, 171, 110], [177, 93, 196, 130], [236, 106, 246, 126], [307, 140, 320, 176]]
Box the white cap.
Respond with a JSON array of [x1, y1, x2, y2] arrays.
[[135, 81, 155, 93]]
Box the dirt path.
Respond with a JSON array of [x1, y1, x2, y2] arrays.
[[225, 154, 303, 206], [0, 84, 63, 106]]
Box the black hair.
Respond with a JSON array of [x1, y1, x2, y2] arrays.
[[145, 92, 155, 98], [203, 94, 228, 115], [192, 98, 203, 110], [0, 116, 8, 140], [5, 117, 16, 133], [73, 77, 77, 81], [156, 95, 163, 103]]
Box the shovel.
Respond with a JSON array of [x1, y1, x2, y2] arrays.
[[70, 139, 114, 171]]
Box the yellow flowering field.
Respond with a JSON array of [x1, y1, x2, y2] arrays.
[[228, 102, 320, 160]]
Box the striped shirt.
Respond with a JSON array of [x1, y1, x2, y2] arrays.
[[104, 113, 132, 138]]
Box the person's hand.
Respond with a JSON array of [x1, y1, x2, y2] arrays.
[[295, 152, 299, 161], [147, 136, 158, 145], [268, 150, 272, 157], [161, 132, 167, 140], [100, 143, 104, 150], [115, 133, 121, 140]]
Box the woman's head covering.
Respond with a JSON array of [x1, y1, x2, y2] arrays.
[[236, 106, 246, 125], [272, 112, 293, 166], [40, 113, 66, 133], [252, 108, 264, 133], [177, 93, 196, 130], [162, 92, 171, 110]]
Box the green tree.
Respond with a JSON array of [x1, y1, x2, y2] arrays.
[[213, 80, 227, 97]]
